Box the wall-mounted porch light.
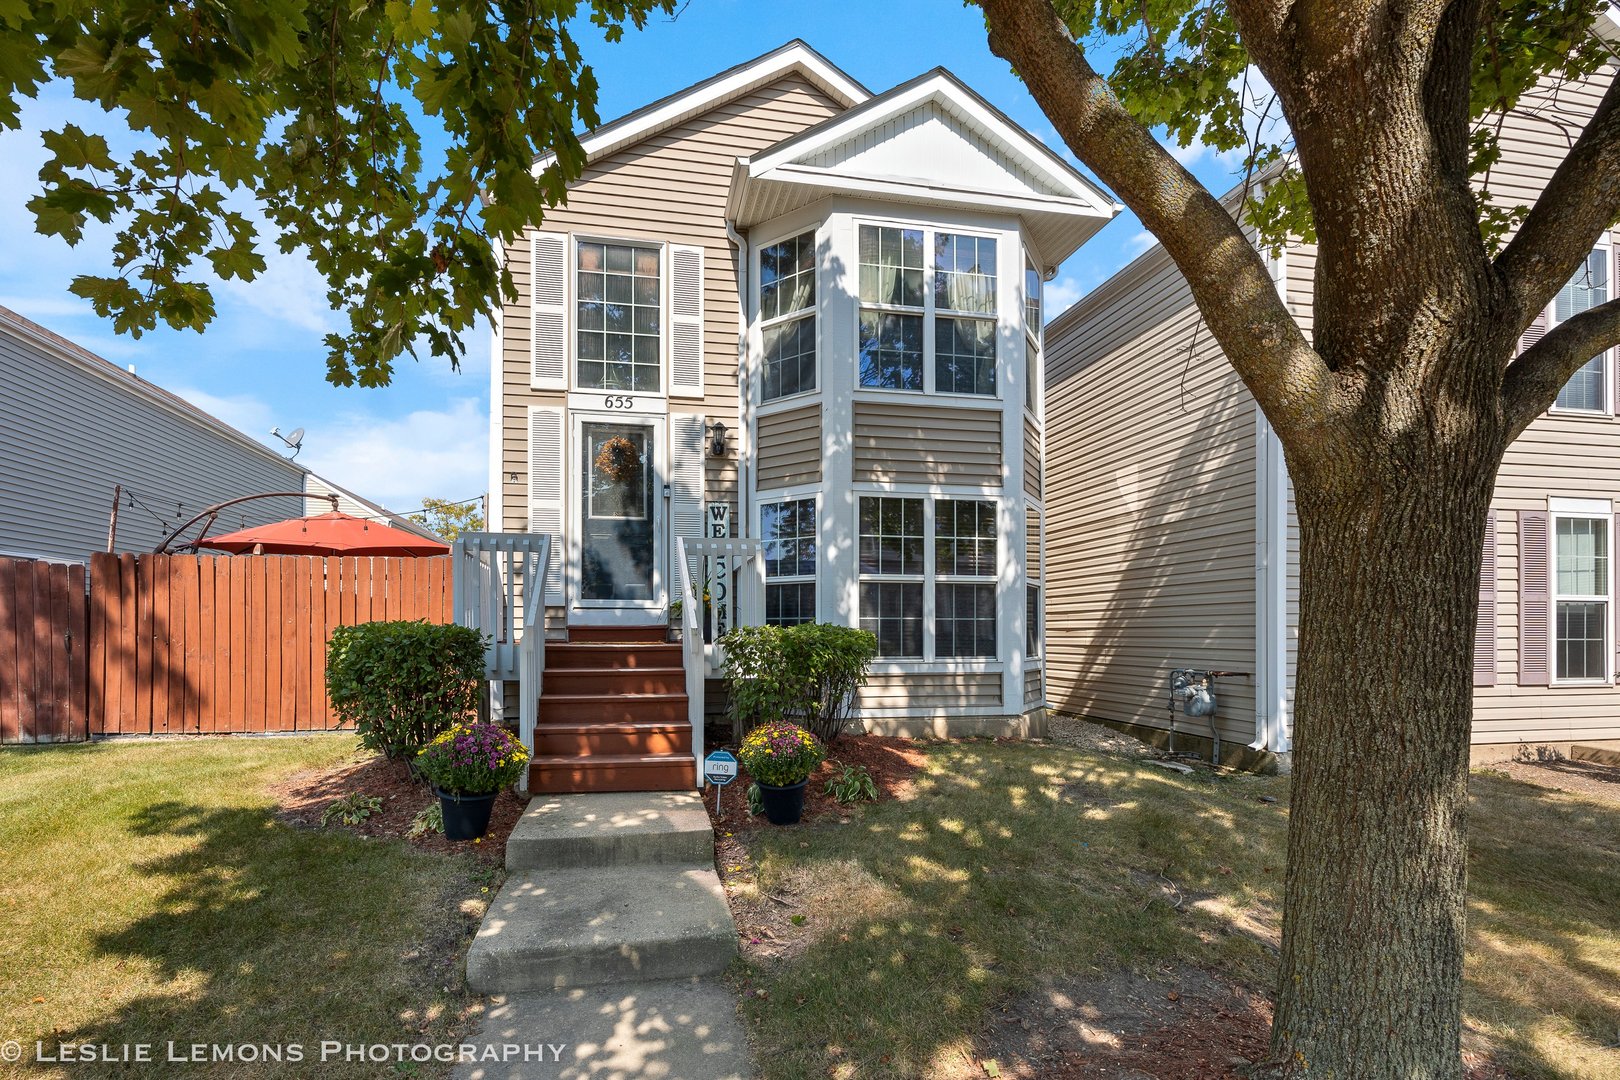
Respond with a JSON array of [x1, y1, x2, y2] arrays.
[[706, 420, 729, 458]]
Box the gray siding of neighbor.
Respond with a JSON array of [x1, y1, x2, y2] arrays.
[[1042, 245, 1260, 752], [0, 316, 305, 564]]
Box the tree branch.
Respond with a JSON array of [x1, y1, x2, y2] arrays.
[[1496, 70, 1620, 329], [1501, 295, 1620, 438], [980, 0, 1336, 443]]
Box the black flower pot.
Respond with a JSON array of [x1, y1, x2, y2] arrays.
[[436, 788, 498, 841], [758, 779, 808, 825]]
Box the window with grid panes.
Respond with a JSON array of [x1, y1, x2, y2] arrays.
[[934, 233, 997, 396], [1554, 513, 1611, 681], [858, 225, 925, 390], [935, 499, 997, 657], [761, 231, 817, 401], [576, 242, 661, 392], [1552, 247, 1611, 413], [858, 496, 924, 656], [762, 498, 816, 626]]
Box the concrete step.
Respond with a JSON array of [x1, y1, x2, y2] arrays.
[[529, 752, 696, 794], [541, 692, 687, 725], [544, 641, 684, 670], [506, 791, 714, 871], [534, 720, 692, 757], [542, 666, 686, 696], [568, 625, 668, 644], [465, 863, 736, 993]]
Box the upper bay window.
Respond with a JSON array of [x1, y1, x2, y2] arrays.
[[1552, 245, 1610, 413], [1024, 255, 1042, 414], [761, 231, 817, 402], [576, 242, 661, 392], [858, 223, 999, 397]]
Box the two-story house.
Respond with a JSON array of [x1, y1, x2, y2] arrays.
[[487, 42, 1116, 791]]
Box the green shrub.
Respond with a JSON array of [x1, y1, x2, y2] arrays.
[[320, 792, 382, 827], [325, 620, 487, 762], [718, 623, 878, 744], [824, 761, 879, 804]]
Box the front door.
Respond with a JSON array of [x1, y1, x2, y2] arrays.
[[576, 420, 662, 618]]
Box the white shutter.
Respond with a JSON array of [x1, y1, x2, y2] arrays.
[[670, 412, 705, 542], [527, 406, 566, 605], [669, 244, 705, 398], [530, 232, 568, 390]]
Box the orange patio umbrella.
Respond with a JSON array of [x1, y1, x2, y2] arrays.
[[199, 511, 449, 557]]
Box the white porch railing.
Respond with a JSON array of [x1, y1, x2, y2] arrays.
[[451, 532, 551, 788], [674, 536, 763, 786]]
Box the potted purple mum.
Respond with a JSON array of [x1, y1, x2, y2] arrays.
[[414, 721, 529, 840]]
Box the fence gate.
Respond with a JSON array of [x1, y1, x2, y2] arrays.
[[0, 559, 89, 743]]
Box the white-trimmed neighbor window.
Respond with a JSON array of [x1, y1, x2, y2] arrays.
[[857, 223, 1000, 396], [760, 231, 817, 401], [762, 497, 816, 626], [1552, 244, 1611, 413], [1024, 254, 1042, 414], [1552, 501, 1612, 683], [935, 499, 998, 657], [858, 496, 925, 656], [576, 241, 661, 392]]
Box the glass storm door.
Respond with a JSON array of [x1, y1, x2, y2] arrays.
[[580, 422, 656, 603]]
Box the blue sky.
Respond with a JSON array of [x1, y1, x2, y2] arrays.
[[0, 1, 1246, 515]]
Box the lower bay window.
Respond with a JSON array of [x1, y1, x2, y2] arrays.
[[858, 495, 999, 659], [762, 497, 817, 626]]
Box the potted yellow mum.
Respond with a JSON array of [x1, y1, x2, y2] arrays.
[[414, 721, 529, 840], [737, 721, 825, 825]]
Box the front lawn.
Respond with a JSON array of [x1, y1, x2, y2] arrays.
[[0, 736, 493, 1079], [724, 738, 1620, 1079]]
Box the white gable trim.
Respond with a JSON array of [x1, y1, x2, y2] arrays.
[[761, 163, 1110, 219], [531, 41, 868, 176], [748, 72, 1117, 217]]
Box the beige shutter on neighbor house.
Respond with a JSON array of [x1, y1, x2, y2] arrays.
[[1475, 510, 1497, 687], [669, 244, 705, 399], [1519, 307, 1548, 356], [528, 406, 566, 606], [1518, 510, 1551, 686], [531, 232, 568, 391]]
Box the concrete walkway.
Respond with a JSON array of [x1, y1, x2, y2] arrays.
[[455, 792, 749, 1079]]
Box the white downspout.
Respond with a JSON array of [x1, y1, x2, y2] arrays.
[[1252, 245, 1292, 756], [725, 216, 751, 542]]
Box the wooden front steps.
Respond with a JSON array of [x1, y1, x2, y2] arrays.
[[529, 624, 695, 794]]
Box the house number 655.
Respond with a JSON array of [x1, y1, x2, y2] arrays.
[[602, 395, 636, 410]]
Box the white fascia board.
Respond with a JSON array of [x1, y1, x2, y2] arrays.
[[750, 75, 1117, 218], [754, 163, 1112, 221], [531, 44, 868, 177]]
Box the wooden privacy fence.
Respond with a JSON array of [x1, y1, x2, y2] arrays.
[[0, 553, 451, 743]]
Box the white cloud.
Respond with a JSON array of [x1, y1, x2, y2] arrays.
[[168, 385, 280, 447], [297, 397, 487, 511], [1044, 276, 1084, 320], [1126, 230, 1158, 254], [218, 244, 341, 337]]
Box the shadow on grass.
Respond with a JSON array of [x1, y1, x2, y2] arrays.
[[32, 798, 485, 1079]]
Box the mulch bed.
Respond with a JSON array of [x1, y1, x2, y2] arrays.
[[1483, 753, 1620, 807], [705, 734, 928, 834], [268, 753, 526, 861]]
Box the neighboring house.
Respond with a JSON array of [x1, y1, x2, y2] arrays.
[[0, 305, 433, 563], [490, 41, 1115, 789], [1042, 56, 1620, 767]]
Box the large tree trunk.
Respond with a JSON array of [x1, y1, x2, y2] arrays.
[[1272, 452, 1500, 1078]]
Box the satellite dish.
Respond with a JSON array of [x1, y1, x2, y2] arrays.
[[286, 427, 305, 447], [270, 425, 306, 459]]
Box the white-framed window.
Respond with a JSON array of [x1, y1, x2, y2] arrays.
[[935, 499, 998, 657], [1026, 583, 1042, 659], [576, 240, 662, 392], [760, 231, 817, 402], [857, 494, 1002, 659], [856, 222, 1000, 397], [1024, 254, 1042, 415], [762, 496, 816, 626], [1552, 499, 1612, 684], [1551, 243, 1611, 414]]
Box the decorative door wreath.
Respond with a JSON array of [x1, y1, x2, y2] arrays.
[[594, 435, 642, 483]]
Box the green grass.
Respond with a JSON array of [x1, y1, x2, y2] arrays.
[[729, 740, 1620, 1080], [0, 736, 493, 1080]]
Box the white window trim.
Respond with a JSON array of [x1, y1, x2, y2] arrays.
[[1546, 239, 1612, 418], [570, 233, 669, 400], [1549, 496, 1614, 686], [1024, 250, 1044, 425], [755, 226, 821, 408], [760, 493, 819, 626], [855, 491, 1003, 662], [852, 217, 1003, 400]]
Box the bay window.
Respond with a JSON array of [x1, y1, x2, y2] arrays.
[[934, 233, 998, 395], [858, 495, 1001, 660], [1552, 245, 1611, 413], [858, 496, 925, 656], [576, 241, 661, 392], [1025, 255, 1042, 414], [761, 231, 817, 401], [762, 497, 817, 626], [935, 499, 997, 657], [1553, 510, 1611, 682]]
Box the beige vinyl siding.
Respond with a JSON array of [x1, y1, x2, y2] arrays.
[[1023, 418, 1042, 499], [756, 404, 822, 489], [856, 671, 1003, 710], [851, 401, 1003, 486], [497, 74, 845, 531], [1024, 666, 1043, 705], [1043, 247, 1259, 750]]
